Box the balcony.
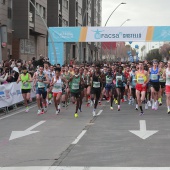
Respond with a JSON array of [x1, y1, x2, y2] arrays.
[[29, 11, 34, 28]]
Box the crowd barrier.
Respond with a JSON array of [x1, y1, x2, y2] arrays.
[[0, 82, 36, 109]]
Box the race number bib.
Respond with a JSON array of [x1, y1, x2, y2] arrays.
[[93, 82, 100, 88], [151, 74, 158, 80], [106, 78, 112, 84], [38, 82, 45, 88], [23, 82, 29, 88], [137, 77, 144, 84], [72, 83, 79, 90], [54, 83, 61, 89], [116, 76, 122, 81]]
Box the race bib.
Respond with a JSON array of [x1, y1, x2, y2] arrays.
[[93, 82, 100, 88], [159, 76, 164, 82], [106, 78, 112, 84], [23, 83, 29, 88], [38, 82, 45, 88], [116, 76, 122, 81], [137, 77, 144, 84], [72, 83, 79, 90], [151, 74, 158, 80], [54, 83, 61, 89]]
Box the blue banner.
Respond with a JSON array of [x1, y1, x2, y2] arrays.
[[48, 42, 64, 65], [48, 27, 81, 43]]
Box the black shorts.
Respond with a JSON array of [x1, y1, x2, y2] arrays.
[[71, 92, 81, 98], [116, 86, 125, 92], [150, 82, 160, 92], [160, 82, 165, 89], [22, 89, 31, 94], [36, 88, 47, 99], [91, 88, 101, 99]]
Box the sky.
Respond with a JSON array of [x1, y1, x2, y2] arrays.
[[102, 0, 170, 54]]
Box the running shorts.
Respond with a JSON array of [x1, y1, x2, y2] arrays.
[[136, 84, 147, 92]]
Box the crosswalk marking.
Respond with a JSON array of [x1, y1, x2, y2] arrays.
[[1, 167, 170, 170]]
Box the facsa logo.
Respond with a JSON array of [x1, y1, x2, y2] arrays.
[[92, 29, 104, 39]]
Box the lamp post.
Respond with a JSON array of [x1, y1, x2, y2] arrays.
[[104, 2, 126, 26], [100, 2, 126, 61], [29, 0, 57, 64], [120, 19, 130, 27]]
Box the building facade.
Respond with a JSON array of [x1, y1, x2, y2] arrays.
[[0, 0, 12, 62], [12, 0, 47, 61], [48, 0, 102, 64]]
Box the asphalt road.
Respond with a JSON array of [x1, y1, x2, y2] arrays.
[[0, 99, 170, 169]]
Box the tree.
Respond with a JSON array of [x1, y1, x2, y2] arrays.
[[146, 49, 162, 61]]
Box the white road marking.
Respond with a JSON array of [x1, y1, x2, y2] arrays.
[[129, 120, 158, 140], [1, 167, 170, 170], [97, 110, 103, 116], [9, 121, 46, 141], [72, 130, 87, 144], [0, 105, 36, 121]]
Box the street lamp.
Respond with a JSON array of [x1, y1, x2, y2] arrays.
[[120, 19, 130, 27], [104, 2, 126, 26], [101, 2, 126, 61]]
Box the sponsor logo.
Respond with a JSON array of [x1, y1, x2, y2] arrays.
[[56, 31, 74, 39], [92, 29, 142, 40]]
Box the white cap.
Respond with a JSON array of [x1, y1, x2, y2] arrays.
[[13, 67, 19, 73]]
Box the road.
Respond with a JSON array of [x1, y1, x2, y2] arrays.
[[0, 99, 170, 169]]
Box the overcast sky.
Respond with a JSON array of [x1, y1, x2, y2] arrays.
[[102, 0, 170, 27]]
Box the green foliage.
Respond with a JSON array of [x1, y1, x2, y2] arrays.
[[146, 49, 162, 61]]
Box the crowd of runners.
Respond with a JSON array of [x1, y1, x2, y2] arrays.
[[16, 59, 170, 117]]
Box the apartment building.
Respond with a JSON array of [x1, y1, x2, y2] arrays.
[[0, 0, 12, 62], [12, 0, 47, 61]]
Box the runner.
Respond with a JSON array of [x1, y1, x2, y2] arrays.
[[17, 66, 32, 112], [51, 68, 67, 114], [129, 66, 137, 108], [163, 60, 170, 114], [135, 61, 149, 115], [149, 60, 160, 110], [115, 66, 126, 111], [159, 61, 166, 106], [105, 67, 114, 110], [68, 68, 84, 118], [90, 64, 103, 116], [34, 66, 49, 115]]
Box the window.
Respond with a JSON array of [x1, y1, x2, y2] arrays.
[[36, 3, 39, 14], [36, 3, 46, 19], [1, 0, 5, 4], [8, 7, 12, 19], [78, 6, 82, 15], [63, 0, 68, 9]]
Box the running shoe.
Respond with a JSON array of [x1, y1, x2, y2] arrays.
[[86, 103, 90, 107], [110, 106, 113, 110], [145, 103, 148, 110], [25, 107, 29, 113], [121, 99, 124, 103], [115, 100, 118, 104], [128, 100, 132, 105], [56, 110, 59, 115], [48, 100, 52, 105], [154, 102, 158, 110], [74, 113, 79, 118], [44, 107, 47, 113], [147, 101, 152, 107], [139, 111, 144, 116], [37, 110, 42, 115], [167, 109, 170, 114], [92, 110, 96, 117]]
